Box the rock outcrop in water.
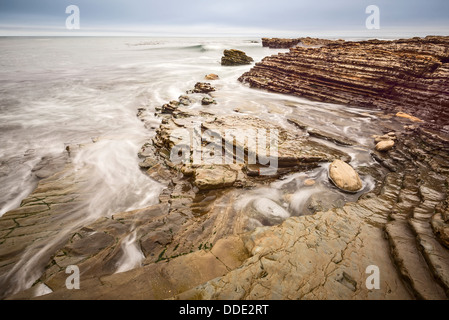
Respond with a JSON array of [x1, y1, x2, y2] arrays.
[[241, 36, 449, 128], [221, 49, 254, 66]]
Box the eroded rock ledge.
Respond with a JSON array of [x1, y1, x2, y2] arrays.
[[262, 37, 344, 49], [242, 36, 449, 128]]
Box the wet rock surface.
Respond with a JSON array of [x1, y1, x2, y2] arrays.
[[176, 126, 449, 300]]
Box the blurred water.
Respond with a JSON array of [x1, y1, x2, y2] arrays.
[[0, 37, 274, 217], [0, 37, 391, 296]]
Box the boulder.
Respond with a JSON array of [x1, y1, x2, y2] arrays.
[[375, 140, 395, 152], [201, 97, 216, 105], [328, 160, 363, 193], [191, 82, 216, 94], [221, 49, 254, 66]]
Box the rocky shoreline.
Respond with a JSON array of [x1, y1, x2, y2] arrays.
[[1, 37, 449, 300], [242, 36, 449, 129]]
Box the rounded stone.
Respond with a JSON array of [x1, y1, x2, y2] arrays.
[[375, 140, 395, 152], [328, 160, 363, 193]]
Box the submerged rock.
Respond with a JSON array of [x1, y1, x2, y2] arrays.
[[328, 160, 363, 193], [252, 198, 290, 225], [221, 49, 254, 66], [304, 179, 316, 186]]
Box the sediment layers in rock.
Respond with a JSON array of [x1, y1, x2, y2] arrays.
[[242, 36, 449, 127], [2, 64, 449, 300], [262, 37, 344, 49]]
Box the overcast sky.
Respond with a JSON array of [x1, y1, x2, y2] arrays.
[[0, 0, 448, 36]]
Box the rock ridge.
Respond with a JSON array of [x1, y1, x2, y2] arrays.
[[241, 36, 449, 129]]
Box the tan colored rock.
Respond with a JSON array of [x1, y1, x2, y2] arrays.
[[375, 140, 395, 152], [205, 74, 219, 80], [396, 112, 423, 123], [194, 166, 237, 190], [176, 200, 412, 300], [328, 160, 363, 192]]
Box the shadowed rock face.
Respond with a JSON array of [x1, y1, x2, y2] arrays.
[[241, 36, 449, 128]]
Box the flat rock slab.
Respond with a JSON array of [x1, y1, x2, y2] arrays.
[[176, 196, 412, 300]]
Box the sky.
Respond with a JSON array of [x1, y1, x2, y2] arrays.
[[0, 0, 448, 37]]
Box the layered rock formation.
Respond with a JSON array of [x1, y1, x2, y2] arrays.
[[176, 126, 449, 300], [241, 36, 449, 128], [2, 37, 449, 301], [262, 37, 344, 49]]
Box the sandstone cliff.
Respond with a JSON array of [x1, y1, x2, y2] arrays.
[[242, 36, 449, 128]]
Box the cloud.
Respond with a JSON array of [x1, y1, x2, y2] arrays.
[[0, 0, 448, 36]]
